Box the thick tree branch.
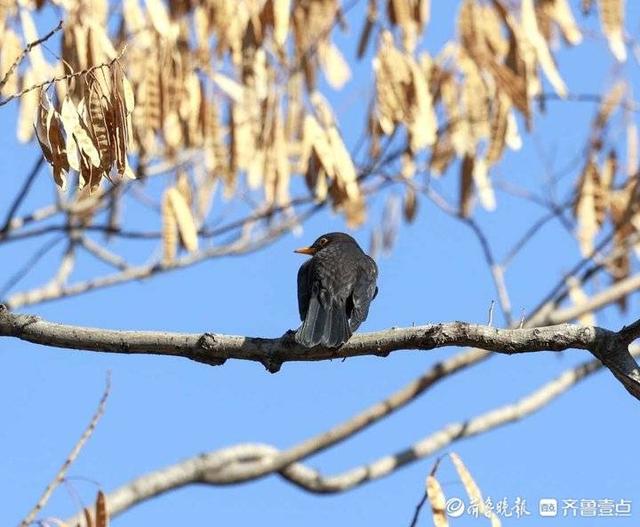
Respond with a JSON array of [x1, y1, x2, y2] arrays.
[[2, 305, 639, 397]]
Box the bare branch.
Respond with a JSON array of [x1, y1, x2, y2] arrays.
[[64, 346, 638, 526], [20, 373, 110, 527], [1, 304, 639, 397], [1, 155, 45, 234], [79, 237, 129, 271], [0, 21, 63, 93], [532, 272, 640, 327], [0, 204, 59, 239], [3, 207, 320, 309], [0, 46, 127, 107], [0, 236, 64, 298]]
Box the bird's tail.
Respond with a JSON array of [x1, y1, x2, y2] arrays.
[[295, 295, 351, 348]]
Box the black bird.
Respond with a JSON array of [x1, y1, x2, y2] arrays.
[[294, 232, 378, 348]]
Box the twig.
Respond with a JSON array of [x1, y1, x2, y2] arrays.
[[501, 208, 560, 267], [80, 237, 129, 271], [409, 492, 429, 527], [0, 20, 63, 92], [527, 228, 618, 323], [4, 206, 321, 309], [20, 372, 111, 527], [423, 186, 514, 325], [537, 92, 640, 113], [408, 456, 445, 527], [0, 235, 64, 299], [1, 155, 45, 234], [0, 46, 126, 107], [0, 204, 59, 240]]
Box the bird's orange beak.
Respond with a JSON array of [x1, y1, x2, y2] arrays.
[[294, 246, 316, 255]]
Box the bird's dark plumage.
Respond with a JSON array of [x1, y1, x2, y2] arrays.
[[294, 232, 378, 348]]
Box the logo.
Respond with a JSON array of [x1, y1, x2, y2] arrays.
[[539, 498, 558, 517], [445, 497, 465, 518]]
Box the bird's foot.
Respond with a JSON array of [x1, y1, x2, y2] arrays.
[[280, 329, 298, 347]]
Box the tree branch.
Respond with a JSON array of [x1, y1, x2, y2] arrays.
[[21, 372, 110, 527], [2, 207, 320, 309], [0, 155, 45, 234], [2, 305, 639, 397], [64, 345, 638, 526]]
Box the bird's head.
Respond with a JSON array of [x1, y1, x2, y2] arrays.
[[294, 232, 356, 256]]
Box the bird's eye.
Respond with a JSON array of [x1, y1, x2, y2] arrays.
[[319, 237, 329, 246]]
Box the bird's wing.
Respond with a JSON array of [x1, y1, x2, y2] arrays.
[[349, 255, 378, 332], [296, 258, 352, 348], [297, 259, 313, 321]]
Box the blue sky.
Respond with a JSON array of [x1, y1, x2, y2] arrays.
[[2, 1, 640, 526]]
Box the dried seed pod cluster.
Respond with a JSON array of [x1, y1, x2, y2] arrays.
[[371, 0, 592, 218], [34, 63, 135, 191], [0, 0, 632, 263], [572, 81, 640, 309]]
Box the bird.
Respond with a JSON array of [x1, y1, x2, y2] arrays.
[[294, 232, 378, 348]]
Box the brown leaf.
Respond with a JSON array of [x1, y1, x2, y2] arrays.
[[459, 153, 475, 217], [594, 81, 625, 132], [162, 189, 178, 265], [95, 490, 108, 527], [272, 0, 291, 47], [318, 42, 351, 89], [60, 96, 102, 174], [440, 74, 471, 156], [388, 0, 418, 51], [522, 0, 567, 97], [357, 0, 378, 59], [312, 93, 361, 209], [403, 185, 418, 223], [144, 0, 178, 40], [551, 0, 583, 45], [87, 78, 114, 173], [601, 149, 617, 195], [401, 152, 415, 180], [429, 134, 455, 176], [301, 113, 333, 182], [627, 122, 637, 177], [566, 277, 596, 326], [426, 475, 448, 527], [37, 90, 70, 188], [176, 171, 192, 207], [195, 170, 218, 223], [211, 72, 244, 102], [167, 187, 198, 253], [0, 29, 22, 96], [83, 507, 93, 527], [408, 54, 437, 150], [19, 9, 49, 77], [110, 64, 135, 180], [17, 68, 39, 143], [450, 452, 501, 527], [473, 157, 496, 211], [486, 93, 509, 164], [372, 31, 411, 135], [574, 158, 600, 256], [598, 0, 626, 61]]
